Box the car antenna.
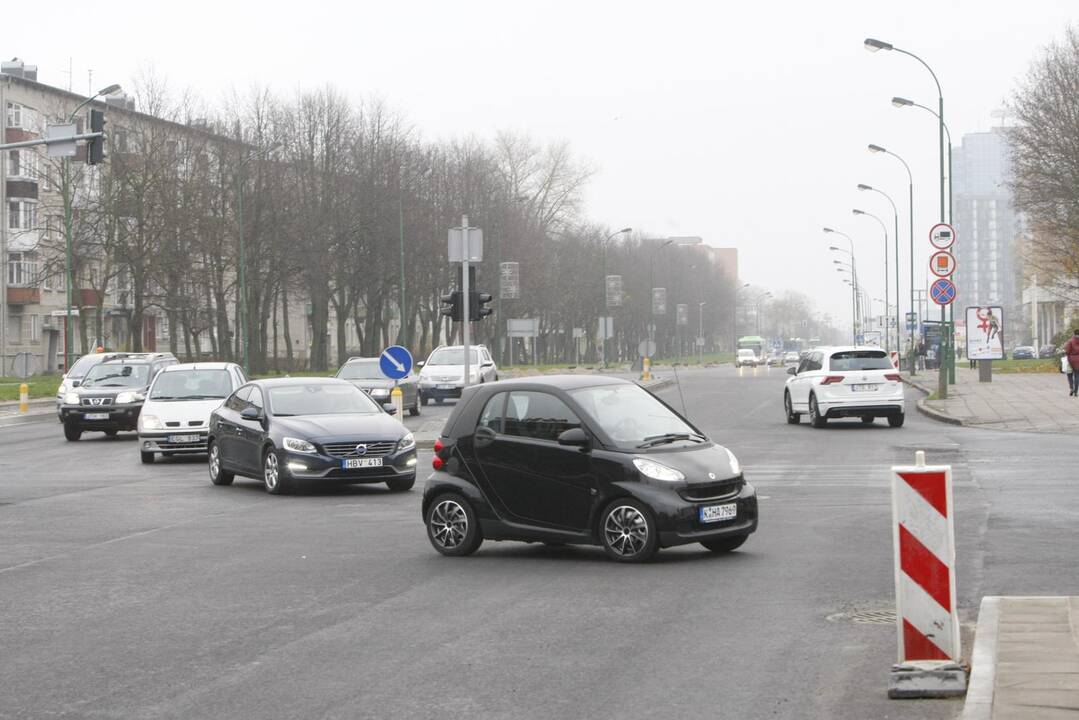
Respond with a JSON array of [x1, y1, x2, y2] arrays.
[[670, 363, 689, 418]]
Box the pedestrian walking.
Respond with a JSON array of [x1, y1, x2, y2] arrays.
[[1065, 330, 1079, 397]]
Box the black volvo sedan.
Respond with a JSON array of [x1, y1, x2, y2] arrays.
[[208, 378, 417, 494], [422, 375, 757, 562]]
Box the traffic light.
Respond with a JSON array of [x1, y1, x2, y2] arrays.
[[87, 109, 106, 165], [439, 291, 462, 322], [470, 291, 493, 321]]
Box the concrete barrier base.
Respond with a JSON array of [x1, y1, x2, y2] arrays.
[[889, 661, 968, 699]]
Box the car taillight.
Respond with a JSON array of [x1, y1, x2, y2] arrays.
[[432, 438, 445, 470], [820, 376, 845, 385], [885, 373, 901, 382]]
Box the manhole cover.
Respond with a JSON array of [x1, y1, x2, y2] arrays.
[[827, 608, 897, 625]]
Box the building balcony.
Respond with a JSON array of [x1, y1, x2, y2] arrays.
[[7, 287, 41, 305]]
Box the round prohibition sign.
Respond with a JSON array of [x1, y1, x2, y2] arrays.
[[930, 250, 956, 278], [930, 278, 957, 306], [929, 223, 956, 250]]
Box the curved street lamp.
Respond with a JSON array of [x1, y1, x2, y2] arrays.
[[853, 208, 890, 352], [824, 228, 859, 343]]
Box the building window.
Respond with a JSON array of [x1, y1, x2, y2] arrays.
[[30, 315, 40, 343], [8, 200, 37, 231], [9, 315, 23, 344], [5, 102, 22, 128], [8, 252, 38, 287]]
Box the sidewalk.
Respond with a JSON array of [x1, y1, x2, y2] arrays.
[[908, 367, 1078, 433], [963, 596, 1079, 719]]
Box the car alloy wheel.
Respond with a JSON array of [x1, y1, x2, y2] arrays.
[[263, 449, 287, 494], [601, 502, 658, 562], [809, 394, 827, 428], [784, 392, 800, 424], [208, 442, 234, 486], [426, 495, 482, 556]]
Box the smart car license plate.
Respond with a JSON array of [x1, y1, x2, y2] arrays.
[[436, 384, 455, 390], [699, 503, 737, 523], [851, 384, 879, 392], [84, 412, 109, 420], [342, 458, 383, 469], [168, 434, 200, 444]]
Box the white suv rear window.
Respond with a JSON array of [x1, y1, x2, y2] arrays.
[[829, 351, 892, 371]]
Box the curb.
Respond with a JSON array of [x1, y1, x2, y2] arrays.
[[0, 397, 54, 410], [903, 377, 966, 427], [961, 596, 1000, 720], [0, 411, 57, 428]]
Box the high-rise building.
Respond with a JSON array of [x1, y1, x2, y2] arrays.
[[950, 128, 1021, 329]]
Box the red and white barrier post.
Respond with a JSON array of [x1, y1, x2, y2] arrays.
[[888, 450, 967, 698]]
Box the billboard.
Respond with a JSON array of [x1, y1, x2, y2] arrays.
[[966, 306, 1004, 360], [605, 275, 622, 307]]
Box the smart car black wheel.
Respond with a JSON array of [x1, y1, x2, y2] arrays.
[[426, 494, 482, 556], [600, 499, 658, 563]]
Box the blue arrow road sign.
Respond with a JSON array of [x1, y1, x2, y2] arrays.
[[930, 278, 956, 306], [379, 345, 413, 380]]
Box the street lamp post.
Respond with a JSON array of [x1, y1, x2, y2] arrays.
[[824, 227, 858, 343], [698, 301, 706, 364], [601, 227, 632, 368], [62, 83, 122, 372], [868, 144, 916, 375], [852, 208, 890, 352], [648, 236, 702, 346], [867, 37, 947, 394], [858, 183, 901, 355]]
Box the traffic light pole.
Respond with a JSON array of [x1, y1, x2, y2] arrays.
[[461, 215, 471, 391]]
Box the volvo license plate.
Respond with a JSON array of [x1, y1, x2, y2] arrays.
[[342, 458, 383, 469], [699, 503, 737, 523]]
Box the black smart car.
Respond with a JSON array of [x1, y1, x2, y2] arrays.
[[207, 378, 417, 494], [422, 375, 757, 562]]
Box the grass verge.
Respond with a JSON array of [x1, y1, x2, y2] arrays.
[[0, 375, 62, 402]]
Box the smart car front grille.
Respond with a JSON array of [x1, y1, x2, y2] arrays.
[[680, 478, 742, 502], [322, 441, 398, 458]]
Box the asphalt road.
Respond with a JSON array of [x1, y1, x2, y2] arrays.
[[2, 365, 1077, 719]]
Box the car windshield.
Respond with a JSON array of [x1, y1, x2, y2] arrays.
[[67, 354, 104, 378], [81, 363, 150, 388], [829, 351, 892, 371], [427, 349, 479, 366], [268, 383, 381, 416], [150, 369, 232, 400], [337, 361, 385, 380], [569, 384, 699, 445]]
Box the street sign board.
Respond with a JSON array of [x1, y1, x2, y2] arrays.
[[930, 278, 956, 305], [447, 227, 483, 262], [676, 304, 688, 326], [597, 316, 614, 340], [929, 223, 956, 250], [929, 250, 956, 278], [572, 327, 585, 339], [379, 345, 413, 380], [499, 262, 519, 299], [507, 317, 539, 338], [605, 275, 622, 307], [966, 306, 1004, 360], [45, 123, 77, 158], [637, 339, 657, 358], [651, 288, 667, 316]]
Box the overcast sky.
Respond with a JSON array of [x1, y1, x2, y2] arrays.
[[20, 0, 1079, 326]]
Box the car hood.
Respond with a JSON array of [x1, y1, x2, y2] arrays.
[[142, 398, 226, 424], [638, 443, 741, 484], [274, 413, 405, 441]]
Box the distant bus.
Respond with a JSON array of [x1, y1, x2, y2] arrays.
[[737, 335, 767, 359]]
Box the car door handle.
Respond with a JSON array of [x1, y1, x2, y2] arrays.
[[474, 426, 496, 449]]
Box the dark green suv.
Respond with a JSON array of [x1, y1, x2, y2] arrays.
[[59, 353, 177, 440]]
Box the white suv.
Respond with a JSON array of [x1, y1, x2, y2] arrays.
[[783, 346, 904, 428], [417, 345, 498, 405], [734, 349, 759, 367]]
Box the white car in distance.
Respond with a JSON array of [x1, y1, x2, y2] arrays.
[[734, 349, 759, 368], [138, 362, 248, 464], [783, 347, 904, 428]]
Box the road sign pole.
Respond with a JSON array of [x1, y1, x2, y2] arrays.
[[461, 215, 471, 391]]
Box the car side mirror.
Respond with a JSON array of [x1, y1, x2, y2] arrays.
[[787, 367, 797, 375], [416, 361, 425, 368], [557, 427, 591, 450], [71, 379, 81, 387], [240, 407, 262, 421], [482, 361, 494, 368], [382, 403, 397, 415]]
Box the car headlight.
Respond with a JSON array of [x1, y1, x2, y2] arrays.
[[397, 432, 416, 452], [115, 391, 144, 405], [283, 437, 317, 454], [58, 382, 68, 395], [65, 392, 80, 405], [370, 388, 390, 397], [724, 447, 742, 477], [139, 414, 163, 431], [632, 457, 685, 482]]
